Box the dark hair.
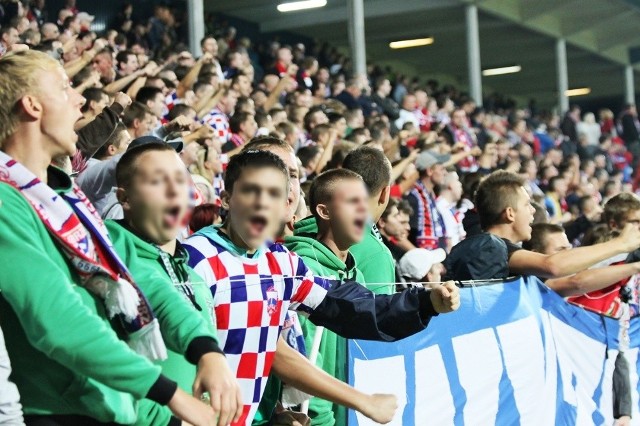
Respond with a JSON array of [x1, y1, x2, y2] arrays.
[[135, 86, 163, 105], [242, 135, 292, 153], [604, 193, 640, 226], [116, 142, 175, 189], [342, 146, 391, 195], [81, 88, 107, 113], [475, 170, 526, 230], [547, 176, 565, 193], [93, 122, 127, 160], [229, 112, 252, 134], [224, 150, 289, 194], [200, 35, 215, 48], [167, 104, 195, 121], [309, 168, 363, 219], [310, 123, 331, 142], [582, 224, 617, 246], [115, 50, 135, 69], [297, 145, 321, 168], [189, 203, 221, 233], [522, 223, 564, 252], [397, 199, 414, 217], [122, 102, 153, 127], [381, 197, 399, 220]]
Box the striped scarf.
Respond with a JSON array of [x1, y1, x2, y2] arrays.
[[410, 181, 445, 250], [0, 151, 167, 360]]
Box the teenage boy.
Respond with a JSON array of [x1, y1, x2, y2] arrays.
[[109, 142, 243, 426], [284, 168, 460, 426], [112, 142, 399, 426], [0, 50, 214, 424], [184, 150, 459, 425], [445, 171, 640, 281]]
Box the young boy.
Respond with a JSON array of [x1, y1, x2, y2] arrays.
[[285, 168, 459, 426], [184, 150, 459, 425], [111, 142, 399, 426], [0, 50, 212, 424], [445, 171, 640, 281], [109, 142, 243, 426]]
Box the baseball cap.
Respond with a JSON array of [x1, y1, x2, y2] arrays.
[[76, 12, 95, 22], [398, 248, 447, 282], [127, 135, 183, 152], [415, 151, 449, 171]]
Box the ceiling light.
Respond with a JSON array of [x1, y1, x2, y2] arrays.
[[482, 65, 522, 76], [277, 0, 327, 12], [389, 37, 434, 49], [565, 87, 591, 97]]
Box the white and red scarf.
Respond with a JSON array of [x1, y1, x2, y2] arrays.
[[0, 151, 167, 360]]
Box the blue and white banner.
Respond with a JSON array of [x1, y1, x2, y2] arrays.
[[347, 277, 640, 426]]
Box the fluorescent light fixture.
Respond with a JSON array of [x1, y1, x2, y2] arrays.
[[482, 65, 522, 76], [389, 37, 434, 49], [565, 87, 591, 97], [277, 0, 327, 12]]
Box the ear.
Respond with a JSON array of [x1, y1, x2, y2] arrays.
[[116, 187, 129, 211], [17, 94, 43, 120], [107, 144, 117, 156], [220, 190, 231, 210], [315, 203, 330, 221], [378, 185, 390, 207], [132, 117, 141, 129], [504, 206, 516, 224]]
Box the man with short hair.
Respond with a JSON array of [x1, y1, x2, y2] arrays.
[[436, 171, 465, 248], [40, 22, 59, 41], [92, 48, 116, 84], [116, 49, 139, 78], [377, 198, 408, 262], [226, 111, 257, 153], [0, 26, 20, 56], [371, 77, 399, 120], [334, 78, 362, 110], [184, 150, 459, 425], [136, 86, 166, 119], [232, 73, 252, 98], [444, 171, 640, 282], [0, 49, 215, 425], [405, 151, 448, 250]]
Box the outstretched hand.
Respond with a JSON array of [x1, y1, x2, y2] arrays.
[[430, 281, 460, 313]]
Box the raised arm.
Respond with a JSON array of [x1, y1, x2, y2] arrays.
[[546, 261, 640, 297], [509, 224, 640, 278], [272, 337, 397, 424]]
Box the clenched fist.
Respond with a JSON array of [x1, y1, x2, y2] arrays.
[[430, 281, 460, 313]]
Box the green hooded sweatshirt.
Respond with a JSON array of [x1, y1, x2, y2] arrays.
[[350, 224, 395, 295], [107, 220, 220, 425], [284, 216, 365, 426], [0, 176, 172, 424]]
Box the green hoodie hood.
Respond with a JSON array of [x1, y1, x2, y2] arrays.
[[284, 216, 361, 282]]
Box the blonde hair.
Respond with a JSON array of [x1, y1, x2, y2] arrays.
[[0, 50, 60, 146]]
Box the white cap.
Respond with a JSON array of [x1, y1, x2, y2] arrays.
[[398, 248, 446, 282], [77, 12, 95, 22]]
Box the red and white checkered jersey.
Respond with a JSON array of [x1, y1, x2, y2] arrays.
[[183, 228, 331, 425], [201, 108, 231, 143]]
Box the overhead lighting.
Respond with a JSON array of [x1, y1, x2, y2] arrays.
[[566, 87, 591, 97], [482, 65, 522, 76], [389, 37, 434, 49], [277, 0, 327, 12]]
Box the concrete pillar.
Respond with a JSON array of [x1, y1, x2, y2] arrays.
[[556, 38, 569, 113], [466, 4, 483, 106], [625, 65, 636, 105], [347, 0, 367, 76], [188, 0, 205, 57]]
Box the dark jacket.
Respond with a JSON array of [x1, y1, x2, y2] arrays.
[[443, 233, 510, 281], [371, 93, 400, 120], [621, 112, 640, 144]]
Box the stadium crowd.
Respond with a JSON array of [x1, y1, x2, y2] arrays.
[[1, 0, 640, 425]]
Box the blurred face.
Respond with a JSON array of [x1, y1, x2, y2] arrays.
[[240, 116, 258, 139], [122, 150, 189, 246], [543, 231, 572, 255], [326, 179, 369, 246], [36, 66, 85, 157], [234, 75, 252, 97], [92, 53, 113, 78], [2, 28, 19, 46], [496, 143, 509, 160], [90, 93, 110, 115], [278, 48, 292, 65], [136, 113, 158, 138], [41, 24, 60, 40], [147, 93, 166, 118], [120, 54, 139, 75], [429, 164, 447, 186], [452, 110, 466, 128], [397, 211, 411, 238], [334, 117, 347, 137], [263, 146, 300, 224], [225, 166, 288, 250], [202, 37, 218, 56], [514, 187, 536, 242], [610, 209, 640, 231], [449, 175, 463, 201], [402, 95, 417, 111], [379, 206, 403, 239]]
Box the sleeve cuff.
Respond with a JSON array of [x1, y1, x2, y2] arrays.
[[108, 103, 125, 116], [186, 336, 224, 365], [418, 289, 438, 321], [146, 374, 178, 405]]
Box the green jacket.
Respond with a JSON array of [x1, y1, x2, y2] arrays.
[[106, 220, 220, 426], [0, 176, 169, 424], [284, 216, 365, 426], [350, 224, 395, 295]]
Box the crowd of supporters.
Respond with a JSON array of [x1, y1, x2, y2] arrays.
[[1, 0, 640, 425]]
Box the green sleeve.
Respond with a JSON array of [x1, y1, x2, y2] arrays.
[[107, 221, 218, 358], [0, 185, 162, 399]]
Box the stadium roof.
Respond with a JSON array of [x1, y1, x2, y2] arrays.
[[206, 0, 640, 107]]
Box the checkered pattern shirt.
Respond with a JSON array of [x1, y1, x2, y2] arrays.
[[201, 108, 231, 143], [184, 230, 331, 425]]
